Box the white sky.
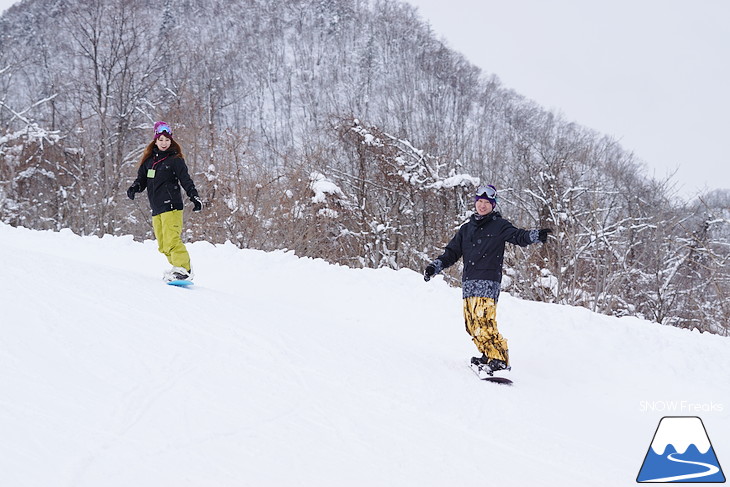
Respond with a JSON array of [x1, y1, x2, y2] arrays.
[[0, 0, 14, 15], [2, 0, 728, 198], [404, 0, 730, 199]]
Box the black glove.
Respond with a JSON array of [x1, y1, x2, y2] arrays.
[[423, 264, 436, 282], [538, 228, 552, 243], [191, 195, 203, 212], [126, 183, 141, 200]]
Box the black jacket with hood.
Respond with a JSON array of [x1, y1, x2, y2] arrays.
[[436, 211, 537, 283], [134, 148, 198, 216]]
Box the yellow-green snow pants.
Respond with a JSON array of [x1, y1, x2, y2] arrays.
[[152, 210, 191, 271], [463, 296, 509, 365]]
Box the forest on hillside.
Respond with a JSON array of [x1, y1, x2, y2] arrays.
[[1, 0, 728, 334]]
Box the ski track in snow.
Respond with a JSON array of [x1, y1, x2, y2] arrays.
[[0, 223, 728, 487]]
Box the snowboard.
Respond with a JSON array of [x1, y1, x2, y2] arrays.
[[469, 363, 513, 385], [167, 279, 194, 288]]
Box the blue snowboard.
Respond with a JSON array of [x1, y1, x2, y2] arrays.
[[167, 279, 194, 287]]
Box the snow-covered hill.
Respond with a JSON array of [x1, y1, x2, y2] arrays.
[[1, 223, 727, 486]]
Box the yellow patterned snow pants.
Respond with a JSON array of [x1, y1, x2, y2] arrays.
[[463, 297, 509, 365], [152, 210, 191, 271]]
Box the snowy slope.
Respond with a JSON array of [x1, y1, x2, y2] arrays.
[[1, 222, 728, 487]]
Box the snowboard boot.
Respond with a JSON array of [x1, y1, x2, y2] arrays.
[[164, 266, 193, 282], [471, 354, 510, 376], [470, 353, 489, 367], [486, 359, 511, 374]]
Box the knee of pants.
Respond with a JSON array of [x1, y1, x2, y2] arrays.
[[463, 297, 498, 333], [154, 211, 184, 252], [161, 236, 184, 254]]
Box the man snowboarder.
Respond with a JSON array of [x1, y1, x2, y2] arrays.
[[423, 185, 551, 377]]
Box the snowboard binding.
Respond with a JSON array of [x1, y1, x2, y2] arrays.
[[470, 355, 512, 384]]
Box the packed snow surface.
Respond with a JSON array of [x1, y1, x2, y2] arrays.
[[1, 223, 727, 486]]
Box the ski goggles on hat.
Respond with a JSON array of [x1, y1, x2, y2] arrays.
[[155, 123, 172, 137], [475, 185, 497, 199]]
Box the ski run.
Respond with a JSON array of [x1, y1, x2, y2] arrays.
[[1, 222, 728, 486]]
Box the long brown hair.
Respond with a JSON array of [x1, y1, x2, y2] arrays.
[[137, 138, 186, 167]]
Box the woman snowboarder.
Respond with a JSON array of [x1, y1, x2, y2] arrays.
[[423, 184, 551, 377], [126, 121, 202, 282]]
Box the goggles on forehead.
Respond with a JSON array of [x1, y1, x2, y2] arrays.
[[155, 123, 172, 136], [475, 185, 497, 199]]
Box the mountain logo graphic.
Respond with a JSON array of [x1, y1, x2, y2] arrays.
[[637, 416, 725, 483]]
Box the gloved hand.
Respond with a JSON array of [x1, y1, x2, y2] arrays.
[[423, 264, 436, 282], [126, 183, 141, 200], [191, 195, 203, 212], [538, 228, 552, 243]]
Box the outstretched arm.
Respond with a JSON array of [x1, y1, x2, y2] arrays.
[[424, 228, 464, 281], [504, 223, 552, 247]]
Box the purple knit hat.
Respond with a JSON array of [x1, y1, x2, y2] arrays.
[[475, 184, 497, 207], [153, 121, 173, 140]]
